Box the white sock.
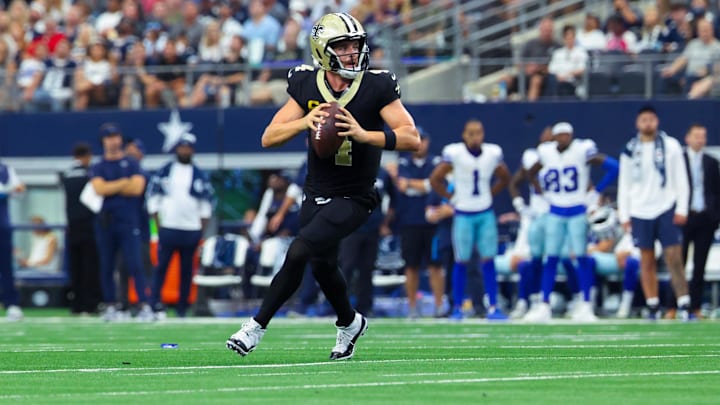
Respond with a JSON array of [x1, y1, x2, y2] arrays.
[[515, 299, 528, 309], [619, 291, 634, 311], [677, 295, 691, 309], [646, 297, 659, 307]]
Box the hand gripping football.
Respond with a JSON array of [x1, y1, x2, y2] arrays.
[[312, 101, 345, 159]]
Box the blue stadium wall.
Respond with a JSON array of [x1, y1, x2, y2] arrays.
[[3, 99, 717, 215], [2, 100, 718, 161]]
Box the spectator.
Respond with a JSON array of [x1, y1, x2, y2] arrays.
[[265, 0, 289, 25], [170, 1, 204, 51], [95, 0, 123, 38], [217, 1, 244, 52], [311, 0, 358, 23], [144, 39, 187, 108], [406, 0, 445, 58], [74, 42, 118, 109], [198, 20, 223, 63], [661, 19, 720, 94], [0, 39, 17, 110], [118, 42, 152, 109], [70, 23, 97, 64], [548, 25, 588, 97], [28, 37, 75, 112], [0, 11, 18, 61], [16, 216, 59, 272], [274, 17, 305, 62], [503, 17, 559, 101], [186, 34, 246, 107], [108, 18, 139, 65], [60, 142, 102, 315], [611, 0, 643, 35], [605, 15, 638, 53], [16, 44, 48, 111], [30, 18, 66, 55], [637, 6, 664, 53], [688, 0, 714, 36], [243, 0, 282, 63], [45, 0, 70, 23], [0, 159, 26, 321], [661, 1, 690, 52], [63, 5, 92, 47], [577, 13, 606, 51]]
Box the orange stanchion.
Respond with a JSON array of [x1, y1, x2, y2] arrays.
[[129, 240, 199, 305]]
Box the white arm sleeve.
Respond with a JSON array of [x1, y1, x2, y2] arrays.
[[249, 189, 273, 243], [671, 145, 690, 217]]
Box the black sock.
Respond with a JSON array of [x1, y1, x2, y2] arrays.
[[254, 239, 312, 328], [312, 259, 355, 327]]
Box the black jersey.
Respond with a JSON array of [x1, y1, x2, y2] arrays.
[[286, 65, 400, 198]]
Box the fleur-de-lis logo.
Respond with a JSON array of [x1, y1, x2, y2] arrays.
[[311, 24, 324, 40]]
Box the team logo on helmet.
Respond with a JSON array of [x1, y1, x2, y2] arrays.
[[310, 24, 324, 40]]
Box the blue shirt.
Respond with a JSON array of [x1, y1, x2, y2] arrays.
[[357, 167, 394, 233], [0, 163, 19, 228], [426, 183, 454, 250], [394, 154, 441, 227], [89, 156, 142, 224]]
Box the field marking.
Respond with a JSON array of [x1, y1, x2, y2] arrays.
[[2, 354, 719, 375], [1, 370, 718, 400]]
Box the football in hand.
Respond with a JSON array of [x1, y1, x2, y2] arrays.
[[312, 101, 345, 159]]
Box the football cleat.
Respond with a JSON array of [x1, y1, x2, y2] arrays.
[[509, 300, 528, 319], [226, 318, 266, 357], [486, 307, 509, 321], [6, 305, 23, 322], [330, 312, 367, 361], [571, 301, 598, 323], [523, 302, 552, 323]]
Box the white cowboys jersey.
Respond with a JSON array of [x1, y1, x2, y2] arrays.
[[522, 148, 550, 216], [441, 142, 503, 213], [537, 139, 597, 208]]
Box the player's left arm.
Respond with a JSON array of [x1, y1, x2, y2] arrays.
[[429, 162, 453, 201], [336, 100, 420, 151], [491, 162, 511, 197], [587, 153, 619, 194]]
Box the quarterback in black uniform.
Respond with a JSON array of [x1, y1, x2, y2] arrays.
[[227, 12, 419, 361]]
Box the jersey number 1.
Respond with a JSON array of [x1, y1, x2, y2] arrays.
[[472, 169, 480, 196], [335, 139, 352, 166]]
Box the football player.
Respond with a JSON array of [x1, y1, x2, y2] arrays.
[[429, 119, 511, 321], [226, 12, 420, 360], [523, 122, 618, 322]]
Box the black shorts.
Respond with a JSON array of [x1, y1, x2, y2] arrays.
[[298, 194, 374, 259], [400, 225, 439, 268]]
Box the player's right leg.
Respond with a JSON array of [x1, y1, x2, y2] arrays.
[[450, 214, 474, 320], [524, 214, 565, 322], [631, 216, 662, 319]]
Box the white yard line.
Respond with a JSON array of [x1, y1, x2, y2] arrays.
[[1, 370, 718, 400], [1, 354, 719, 375]]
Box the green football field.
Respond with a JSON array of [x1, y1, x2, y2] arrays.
[[1, 310, 719, 404]]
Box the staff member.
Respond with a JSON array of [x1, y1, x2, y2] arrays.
[[89, 123, 152, 321], [60, 143, 101, 314], [0, 160, 25, 321], [147, 133, 213, 318]]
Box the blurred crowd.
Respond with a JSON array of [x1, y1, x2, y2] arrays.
[[501, 0, 720, 100]]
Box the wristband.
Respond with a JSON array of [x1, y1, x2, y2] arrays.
[[383, 129, 396, 151]]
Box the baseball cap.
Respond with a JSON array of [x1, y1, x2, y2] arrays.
[[551, 122, 573, 136], [175, 133, 197, 148], [99, 123, 122, 138]]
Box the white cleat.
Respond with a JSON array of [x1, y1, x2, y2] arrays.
[[6, 305, 23, 322], [523, 302, 552, 323], [226, 318, 266, 357], [509, 300, 528, 320], [330, 312, 368, 361], [571, 301, 598, 323], [136, 304, 155, 322]]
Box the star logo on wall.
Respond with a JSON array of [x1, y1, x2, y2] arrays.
[[157, 110, 193, 152]]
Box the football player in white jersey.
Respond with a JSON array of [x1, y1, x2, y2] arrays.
[[523, 122, 619, 322], [430, 119, 511, 320], [507, 128, 553, 319]]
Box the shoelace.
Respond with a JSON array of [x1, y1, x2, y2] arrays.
[[333, 325, 355, 352]]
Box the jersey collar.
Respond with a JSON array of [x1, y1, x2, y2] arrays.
[[316, 70, 365, 107]]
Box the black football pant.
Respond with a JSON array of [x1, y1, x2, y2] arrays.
[[254, 196, 372, 328], [339, 230, 379, 316]]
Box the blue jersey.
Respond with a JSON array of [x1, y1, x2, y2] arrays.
[[358, 167, 394, 233], [0, 163, 21, 228], [90, 156, 142, 223], [426, 184, 453, 250], [394, 154, 441, 226]]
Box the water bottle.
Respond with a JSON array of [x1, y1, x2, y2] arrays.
[[498, 80, 507, 100]]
